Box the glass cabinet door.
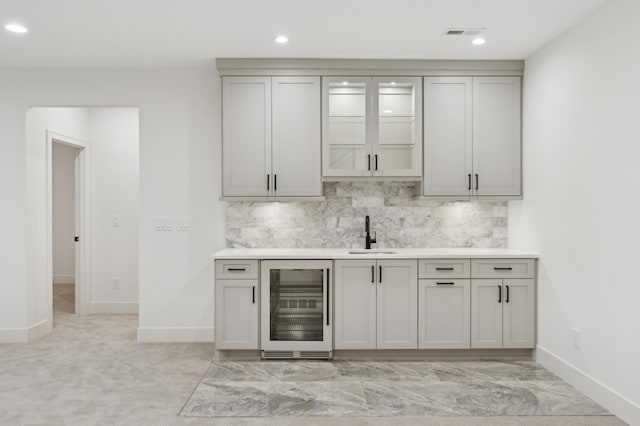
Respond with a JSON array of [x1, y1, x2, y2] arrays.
[[322, 77, 372, 176], [322, 76, 422, 178], [373, 77, 422, 177]]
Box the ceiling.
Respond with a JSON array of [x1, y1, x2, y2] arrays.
[[1, 0, 609, 68]]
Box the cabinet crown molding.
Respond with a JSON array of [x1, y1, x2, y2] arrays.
[[216, 58, 524, 77]]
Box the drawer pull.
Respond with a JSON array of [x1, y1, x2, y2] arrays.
[[436, 282, 454, 285], [494, 267, 513, 271], [227, 268, 247, 272], [435, 267, 454, 271], [498, 285, 502, 303]]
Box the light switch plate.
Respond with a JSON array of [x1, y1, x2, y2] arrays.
[[176, 216, 190, 231], [153, 216, 173, 231]]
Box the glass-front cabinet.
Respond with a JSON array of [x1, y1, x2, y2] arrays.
[[260, 260, 332, 355], [322, 76, 422, 178]]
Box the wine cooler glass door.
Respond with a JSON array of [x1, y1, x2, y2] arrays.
[[261, 260, 332, 351]]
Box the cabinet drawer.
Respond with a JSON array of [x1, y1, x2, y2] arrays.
[[419, 259, 470, 279], [471, 259, 535, 279], [215, 260, 258, 279]]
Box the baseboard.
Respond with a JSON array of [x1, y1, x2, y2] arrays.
[[53, 274, 74, 284], [137, 326, 215, 343], [0, 328, 28, 343], [536, 345, 640, 425], [334, 348, 533, 361], [0, 319, 52, 343], [88, 302, 138, 314], [27, 319, 52, 341]]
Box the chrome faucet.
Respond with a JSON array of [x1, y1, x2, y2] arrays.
[[365, 215, 377, 249]]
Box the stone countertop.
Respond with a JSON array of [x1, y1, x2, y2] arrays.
[[211, 248, 539, 260]]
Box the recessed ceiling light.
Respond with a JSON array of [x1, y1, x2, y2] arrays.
[[382, 110, 393, 114], [5, 23, 28, 34], [472, 37, 486, 46], [390, 81, 396, 85], [342, 81, 349, 85], [274, 35, 288, 44]]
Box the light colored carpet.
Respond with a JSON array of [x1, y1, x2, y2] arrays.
[[0, 285, 627, 426]]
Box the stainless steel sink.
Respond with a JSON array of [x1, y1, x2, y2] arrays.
[[348, 249, 398, 255]]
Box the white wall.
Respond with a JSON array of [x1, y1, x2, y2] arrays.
[[0, 69, 223, 343], [510, 0, 640, 423], [88, 108, 140, 311], [52, 143, 77, 284]]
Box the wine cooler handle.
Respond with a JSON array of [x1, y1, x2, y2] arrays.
[[326, 268, 330, 326]]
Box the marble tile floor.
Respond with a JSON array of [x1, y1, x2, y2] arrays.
[[0, 284, 626, 426], [181, 360, 614, 419]]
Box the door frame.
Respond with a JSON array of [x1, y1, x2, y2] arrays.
[[47, 130, 91, 316]]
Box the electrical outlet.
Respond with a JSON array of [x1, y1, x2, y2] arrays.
[[572, 328, 581, 349], [112, 277, 120, 289]]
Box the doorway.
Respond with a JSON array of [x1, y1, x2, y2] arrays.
[[52, 142, 80, 313], [48, 132, 90, 317]]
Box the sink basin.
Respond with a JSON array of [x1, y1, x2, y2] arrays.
[[348, 249, 398, 255]]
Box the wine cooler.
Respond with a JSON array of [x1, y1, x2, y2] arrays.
[[260, 260, 332, 359]]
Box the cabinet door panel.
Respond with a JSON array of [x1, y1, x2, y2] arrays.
[[473, 77, 521, 196], [377, 260, 418, 349], [334, 260, 377, 349], [222, 77, 271, 196], [374, 77, 422, 177], [423, 77, 472, 196], [471, 279, 503, 348], [503, 279, 535, 348], [215, 279, 258, 349], [272, 77, 321, 197], [323, 77, 372, 177], [419, 279, 470, 349]]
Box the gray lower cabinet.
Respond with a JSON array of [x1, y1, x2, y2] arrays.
[[471, 278, 535, 348], [470, 258, 536, 349], [213, 257, 535, 353], [215, 260, 259, 350], [418, 279, 471, 349], [334, 259, 418, 349]]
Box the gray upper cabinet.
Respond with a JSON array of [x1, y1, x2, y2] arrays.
[[423, 76, 522, 198], [223, 76, 271, 197], [222, 76, 322, 198], [322, 76, 422, 179]]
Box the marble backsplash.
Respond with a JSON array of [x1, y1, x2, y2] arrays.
[[225, 182, 508, 248]]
